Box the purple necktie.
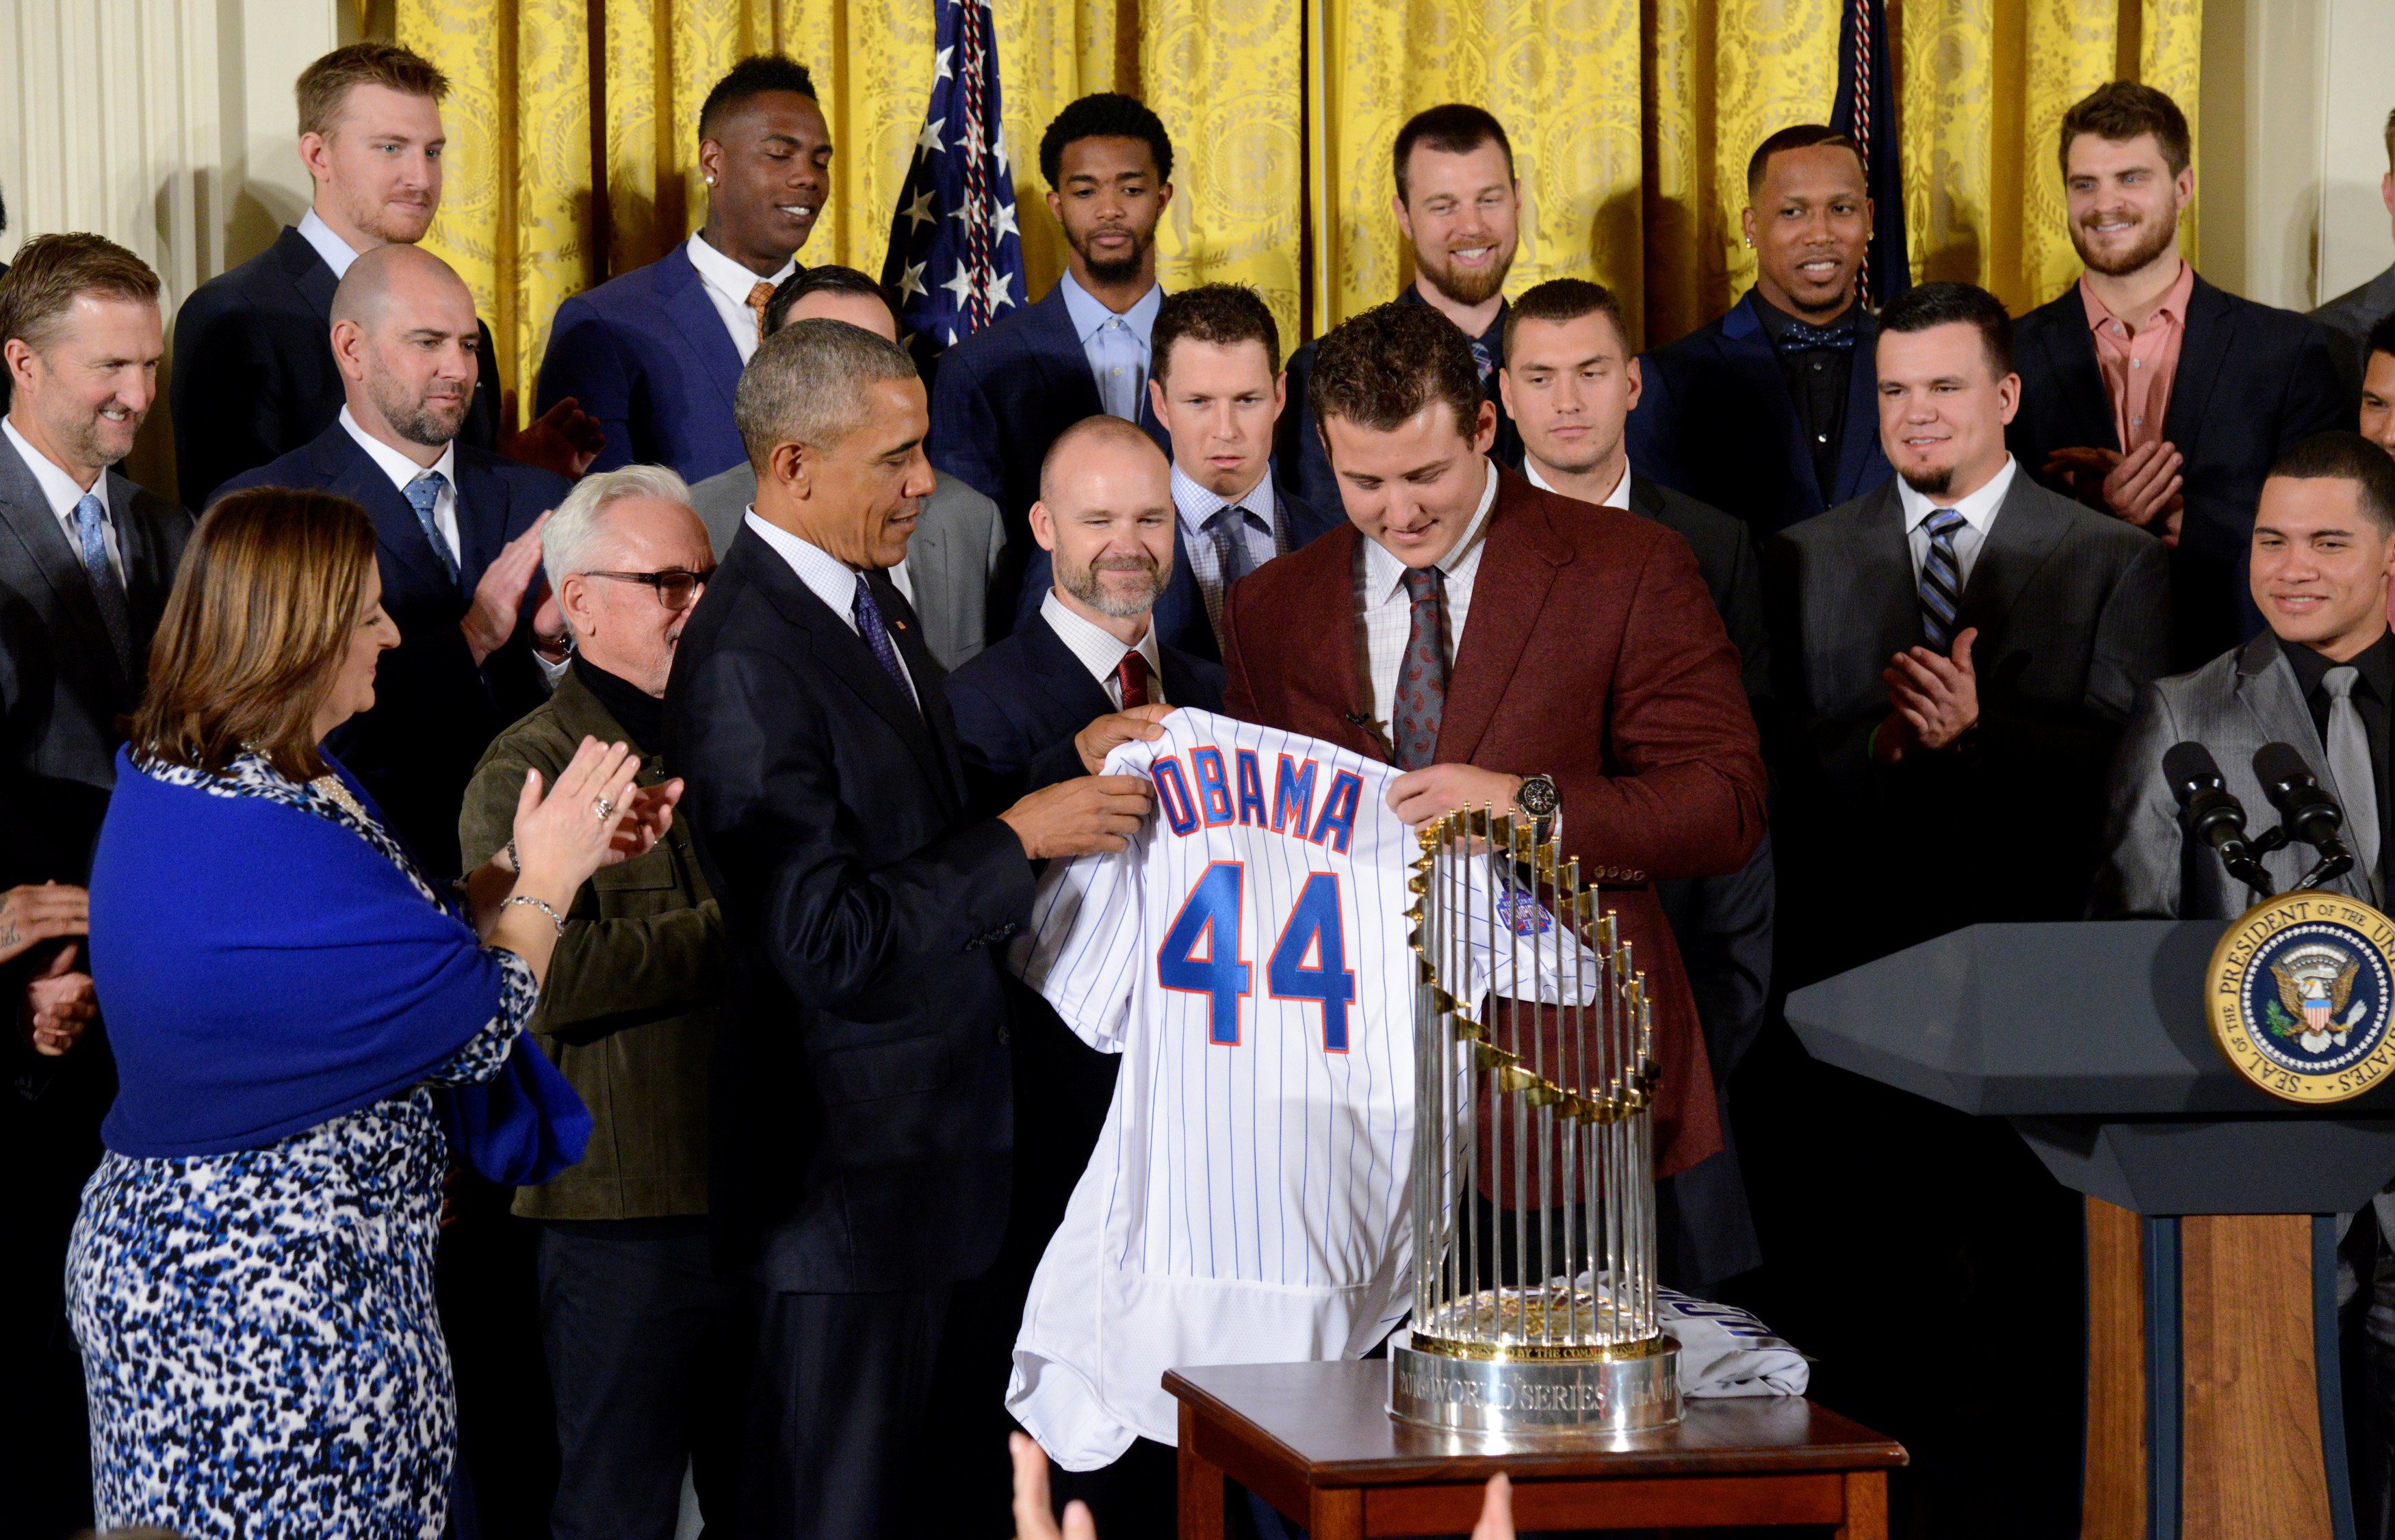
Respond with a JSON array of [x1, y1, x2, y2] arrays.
[[851, 576, 910, 697], [1393, 566, 1447, 770]]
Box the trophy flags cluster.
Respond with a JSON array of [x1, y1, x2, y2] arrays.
[[1828, 0, 1911, 307], [881, 0, 1027, 375]]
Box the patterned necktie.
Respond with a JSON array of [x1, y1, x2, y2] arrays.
[[1116, 651, 1151, 709], [2322, 666, 2382, 900], [747, 280, 776, 337], [404, 471, 461, 589], [851, 574, 911, 698], [1919, 508, 1965, 652], [70, 493, 133, 674], [1205, 505, 1256, 587], [1393, 566, 1448, 770], [1468, 337, 1497, 386], [1774, 319, 1859, 354]]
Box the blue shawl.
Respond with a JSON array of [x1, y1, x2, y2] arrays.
[[90, 748, 590, 1184]]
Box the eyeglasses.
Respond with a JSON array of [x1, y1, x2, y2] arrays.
[[584, 568, 714, 612]]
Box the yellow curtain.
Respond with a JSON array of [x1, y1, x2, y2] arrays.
[[400, 0, 2201, 410]]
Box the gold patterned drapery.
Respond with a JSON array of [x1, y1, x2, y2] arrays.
[[398, 0, 2199, 413]]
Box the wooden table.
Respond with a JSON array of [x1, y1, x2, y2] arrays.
[[1167, 1361, 1906, 1539]]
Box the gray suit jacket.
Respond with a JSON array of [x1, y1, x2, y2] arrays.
[[2091, 631, 2376, 919], [0, 432, 192, 883], [688, 463, 1002, 673], [2311, 261, 2395, 402]]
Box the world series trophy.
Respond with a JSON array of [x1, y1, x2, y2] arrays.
[[1389, 807, 1683, 1436]]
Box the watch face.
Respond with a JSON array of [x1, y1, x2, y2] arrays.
[[1516, 776, 1559, 817]]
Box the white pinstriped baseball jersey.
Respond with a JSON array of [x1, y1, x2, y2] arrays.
[[1007, 709, 1416, 1468]]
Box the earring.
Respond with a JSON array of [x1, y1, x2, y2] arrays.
[[705, 174, 716, 186]]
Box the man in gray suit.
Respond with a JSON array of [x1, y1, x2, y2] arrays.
[[1764, 280, 2171, 1537], [2314, 108, 2395, 404], [690, 265, 1002, 673], [2095, 431, 2394, 918], [0, 233, 193, 1537]]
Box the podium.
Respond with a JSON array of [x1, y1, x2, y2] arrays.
[[1787, 920, 2395, 1540]]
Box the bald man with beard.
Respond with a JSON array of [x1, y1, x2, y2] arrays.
[[213, 244, 567, 879]]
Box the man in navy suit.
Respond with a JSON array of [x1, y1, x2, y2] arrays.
[[1015, 284, 1341, 659], [216, 246, 561, 880], [538, 54, 831, 484], [2007, 81, 2344, 665], [170, 43, 597, 508], [944, 415, 1221, 1538], [927, 94, 1175, 592], [1627, 125, 1895, 541]]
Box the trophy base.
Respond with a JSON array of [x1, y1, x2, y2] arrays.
[[1388, 1337, 1683, 1437]]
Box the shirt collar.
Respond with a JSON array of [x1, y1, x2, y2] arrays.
[[1057, 270, 1163, 350], [339, 405, 457, 495], [1362, 459, 1500, 606], [297, 209, 363, 280], [1895, 455, 2018, 537], [1523, 455, 1632, 509], [2283, 629, 2395, 705], [1748, 287, 1859, 342], [2, 417, 106, 521], [1170, 460, 1276, 538], [1040, 588, 1162, 690], [2080, 259, 2195, 336], [742, 506, 859, 617], [686, 231, 796, 311]]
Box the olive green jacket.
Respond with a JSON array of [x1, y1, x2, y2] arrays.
[[461, 669, 723, 1220]]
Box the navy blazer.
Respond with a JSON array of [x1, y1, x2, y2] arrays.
[[927, 283, 1169, 571], [1011, 473, 1343, 661], [666, 526, 1033, 1292], [2006, 270, 2346, 665], [214, 424, 564, 876], [536, 242, 752, 485], [946, 606, 1226, 815], [1626, 290, 1893, 541], [170, 226, 502, 508]]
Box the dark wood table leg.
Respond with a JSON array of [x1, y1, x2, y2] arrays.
[[1178, 1402, 1227, 1540], [1306, 1486, 1364, 1540], [1837, 1470, 1888, 1540]]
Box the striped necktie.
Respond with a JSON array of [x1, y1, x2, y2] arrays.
[[1919, 508, 1965, 652]]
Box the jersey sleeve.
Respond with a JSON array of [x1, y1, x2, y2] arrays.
[[1011, 841, 1144, 1053]]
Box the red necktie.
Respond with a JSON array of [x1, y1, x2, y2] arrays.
[[1116, 651, 1152, 709]]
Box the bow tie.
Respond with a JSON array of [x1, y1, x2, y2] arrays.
[[1773, 319, 1859, 354]]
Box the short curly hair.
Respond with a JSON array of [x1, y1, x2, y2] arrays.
[[1039, 93, 1174, 187], [1307, 302, 1482, 445], [699, 55, 818, 143]]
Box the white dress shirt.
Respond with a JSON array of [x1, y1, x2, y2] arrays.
[[296, 208, 363, 280], [686, 232, 797, 365], [1041, 590, 1166, 709], [3, 417, 122, 582], [1523, 455, 1633, 510], [1171, 462, 1280, 642], [341, 407, 462, 568], [1358, 460, 1499, 731], [1057, 272, 1163, 423], [1895, 455, 2017, 591], [743, 509, 918, 705]]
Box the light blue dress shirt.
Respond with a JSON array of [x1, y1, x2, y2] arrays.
[[1057, 272, 1163, 423]]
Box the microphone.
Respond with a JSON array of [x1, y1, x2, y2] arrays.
[[2163, 742, 2273, 895], [2253, 741, 2355, 890]]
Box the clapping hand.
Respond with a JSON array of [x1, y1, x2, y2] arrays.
[[23, 943, 96, 1058], [606, 779, 683, 863], [463, 510, 554, 666], [1877, 627, 1979, 762], [510, 737, 647, 896], [0, 882, 86, 967], [497, 391, 607, 480], [2044, 442, 2183, 536]]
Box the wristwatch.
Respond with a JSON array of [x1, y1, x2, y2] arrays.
[[1513, 773, 1560, 822]]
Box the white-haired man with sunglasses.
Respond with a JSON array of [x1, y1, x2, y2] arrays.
[[457, 464, 740, 1540]]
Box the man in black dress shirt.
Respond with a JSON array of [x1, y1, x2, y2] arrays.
[[1627, 125, 1893, 538], [1279, 104, 1525, 514]]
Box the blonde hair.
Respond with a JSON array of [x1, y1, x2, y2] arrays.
[[296, 42, 450, 139]]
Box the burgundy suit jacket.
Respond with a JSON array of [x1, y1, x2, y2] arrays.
[[1219, 468, 1767, 1182]]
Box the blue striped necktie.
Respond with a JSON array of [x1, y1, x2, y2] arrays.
[[1919, 508, 1965, 651], [71, 493, 134, 673]]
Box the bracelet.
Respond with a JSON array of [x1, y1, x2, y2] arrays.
[[506, 837, 519, 873], [500, 893, 567, 935]]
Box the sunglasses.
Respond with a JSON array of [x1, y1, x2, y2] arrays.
[[584, 567, 715, 612]]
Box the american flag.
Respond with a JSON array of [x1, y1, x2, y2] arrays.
[[881, 0, 1026, 374]]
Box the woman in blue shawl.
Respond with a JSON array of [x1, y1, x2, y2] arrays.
[[66, 489, 674, 1539]]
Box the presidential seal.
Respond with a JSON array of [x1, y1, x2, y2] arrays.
[[2206, 891, 2395, 1104]]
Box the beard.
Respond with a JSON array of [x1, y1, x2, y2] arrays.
[[1061, 550, 1165, 619], [1070, 224, 1152, 287], [372, 374, 469, 449], [44, 405, 142, 471], [1900, 465, 1956, 498], [2071, 209, 2177, 278], [1416, 239, 1514, 307]]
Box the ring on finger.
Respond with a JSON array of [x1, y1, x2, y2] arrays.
[[592, 796, 615, 821]]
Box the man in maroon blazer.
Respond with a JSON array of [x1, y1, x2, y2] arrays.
[[1218, 300, 1768, 1183]]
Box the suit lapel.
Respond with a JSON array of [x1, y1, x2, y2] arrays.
[[276, 226, 339, 323], [879, 571, 968, 805], [2033, 292, 2118, 454], [1846, 483, 1921, 670], [660, 246, 746, 420], [2161, 275, 2236, 454], [1440, 477, 1565, 764], [1284, 527, 1382, 761], [1833, 309, 1885, 501], [1716, 297, 1817, 514], [2233, 632, 2329, 764], [1025, 285, 1105, 419], [0, 437, 125, 694], [1158, 519, 1215, 662], [447, 451, 509, 588], [1955, 474, 2069, 639], [1022, 612, 1115, 725], [318, 431, 457, 597], [103, 472, 177, 648]]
